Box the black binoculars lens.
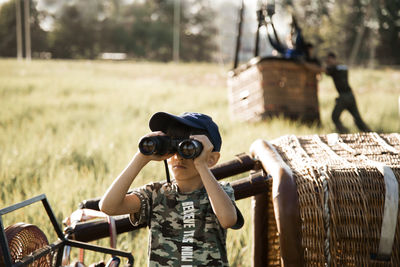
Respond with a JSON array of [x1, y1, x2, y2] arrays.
[[178, 140, 203, 159], [139, 138, 157, 155]]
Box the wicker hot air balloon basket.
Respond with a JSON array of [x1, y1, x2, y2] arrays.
[[252, 132, 400, 266], [228, 57, 320, 123]]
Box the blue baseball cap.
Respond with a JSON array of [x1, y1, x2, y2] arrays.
[[149, 112, 222, 152]]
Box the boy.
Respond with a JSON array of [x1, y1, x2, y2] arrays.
[[99, 112, 244, 267]]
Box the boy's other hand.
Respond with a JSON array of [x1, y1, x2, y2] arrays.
[[190, 134, 214, 168]]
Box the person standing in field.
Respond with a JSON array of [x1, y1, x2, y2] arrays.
[[99, 111, 244, 267], [325, 52, 371, 133]]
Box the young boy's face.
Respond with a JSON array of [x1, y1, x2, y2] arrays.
[[167, 153, 200, 181]]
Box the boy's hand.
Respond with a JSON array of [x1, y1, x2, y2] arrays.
[[137, 131, 173, 162], [190, 134, 214, 168], [189, 135, 236, 229]]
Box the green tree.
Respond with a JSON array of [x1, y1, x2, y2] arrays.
[[285, 0, 399, 65], [0, 0, 48, 58], [375, 0, 400, 65], [124, 0, 217, 61], [49, 2, 106, 59], [125, 0, 174, 61], [47, 0, 217, 61], [0, 1, 17, 57], [180, 0, 217, 61]]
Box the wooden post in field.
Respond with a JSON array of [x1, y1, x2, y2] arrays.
[[15, 0, 23, 60], [233, 0, 244, 69], [173, 0, 180, 63], [24, 0, 31, 61]]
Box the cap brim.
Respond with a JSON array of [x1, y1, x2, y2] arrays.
[[149, 112, 204, 133]]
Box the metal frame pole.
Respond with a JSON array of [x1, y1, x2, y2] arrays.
[[233, 0, 244, 69], [24, 0, 31, 61], [15, 0, 23, 60], [173, 0, 180, 63]]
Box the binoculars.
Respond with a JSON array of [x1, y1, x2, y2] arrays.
[[139, 136, 203, 159]]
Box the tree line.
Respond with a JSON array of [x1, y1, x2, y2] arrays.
[[285, 0, 400, 66], [0, 0, 399, 65], [0, 0, 217, 61]]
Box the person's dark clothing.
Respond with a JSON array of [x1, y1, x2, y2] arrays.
[[326, 65, 352, 94], [332, 92, 370, 133], [268, 26, 305, 59], [326, 64, 371, 133]]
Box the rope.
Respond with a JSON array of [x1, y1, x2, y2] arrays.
[[320, 167, 331, 267]]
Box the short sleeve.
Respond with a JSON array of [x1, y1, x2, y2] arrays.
[[128, 182, 161, 227], [221, 182, 244, 230]]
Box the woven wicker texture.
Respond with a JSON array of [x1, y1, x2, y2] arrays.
[[228, 58, 320, 122], [266, 182, 281, 266], [269, 132, 400, 266], [1, 222, 51, 266], [263, 178, 281, 266]]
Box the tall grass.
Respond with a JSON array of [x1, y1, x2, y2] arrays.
[[0, 59, 399, 266]]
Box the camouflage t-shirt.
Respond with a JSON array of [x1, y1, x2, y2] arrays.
[[129, 181, 242, 267]]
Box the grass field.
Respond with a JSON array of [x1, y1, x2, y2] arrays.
[[0, 59, 399, 266]]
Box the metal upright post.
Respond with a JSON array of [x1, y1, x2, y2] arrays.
[[15, 0, 23, 60], [254, 8, 264, 57], [233, 0, 244, 69], [173, 0, 180, 63], [24, 0, 31, 61]]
